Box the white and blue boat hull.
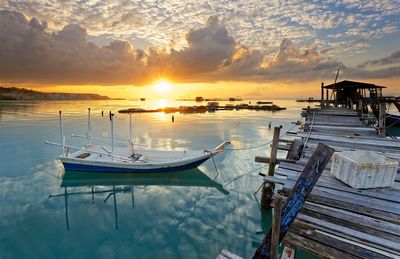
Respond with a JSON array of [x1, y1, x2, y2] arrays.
[[61, 156, 211, 173]]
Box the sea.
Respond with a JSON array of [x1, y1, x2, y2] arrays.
[[0, 99, 350, 258]]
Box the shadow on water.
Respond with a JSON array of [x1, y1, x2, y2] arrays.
[[49, 169, 229, 231]]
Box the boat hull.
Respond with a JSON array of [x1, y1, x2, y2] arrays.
[[61, 157, 211, 173]]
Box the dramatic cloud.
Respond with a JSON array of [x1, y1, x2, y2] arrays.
[[2, 0, 399, 54], [0, 10, 147, 85], [358, 49, 400, 68], [0, 10, 399, 86]]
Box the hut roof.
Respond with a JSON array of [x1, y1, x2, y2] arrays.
[[324, 80, 386, 90]]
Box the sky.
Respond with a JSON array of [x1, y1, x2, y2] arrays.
[[0, 0, 399, 98]]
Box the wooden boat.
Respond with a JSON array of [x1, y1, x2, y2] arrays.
[[46, 110, 230, 173]]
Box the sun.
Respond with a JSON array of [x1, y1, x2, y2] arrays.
[[153, 80, 172, 95]]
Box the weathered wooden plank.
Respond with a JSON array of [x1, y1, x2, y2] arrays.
[[303, 130, 400, 143], [278, 166, 400, 190], [272, 194, 400, 240], [216, 250, 243, 259], [271, 176, 400, 215], [278, 144, 290, 151], [296, 132, 400, 148], [303, 141, 400, 159], [283, 232, 359, 259], [302, 202, 400, 237], [255, 156, 296, 164], [253, 143, 335, 259], [277, 188, 400, 224], [289, 221, 395, 259], [295, 214, 400, 254], [272, 169, 400, 202], [310, 124, 376, 132], [300, 205, 400, 243], [285, 139, 304, 160]]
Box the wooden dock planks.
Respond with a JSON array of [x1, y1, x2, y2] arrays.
[[263, 107, 400, 258]]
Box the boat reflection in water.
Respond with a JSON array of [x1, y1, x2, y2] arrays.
[[49, 169, 229, 230]]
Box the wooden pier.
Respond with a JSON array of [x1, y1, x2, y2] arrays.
[[261, 107, 400, 258]]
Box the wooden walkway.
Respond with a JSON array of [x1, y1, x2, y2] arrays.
[[264, 107, 400, 259]]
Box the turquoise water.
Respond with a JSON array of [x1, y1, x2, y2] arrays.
[[0, 99, 311, 258]]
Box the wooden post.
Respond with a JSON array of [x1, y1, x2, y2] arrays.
[[268, 127, 281, 176], [325, 89, 329, 107], [378, 102, 386, 136], [271, 195, 284, 259], [261, 183, 273, 210], [260, 127, 281, 210], [286, 139, 304, 160], [320, 82, 324, 108], [358, 98, 363, 115]]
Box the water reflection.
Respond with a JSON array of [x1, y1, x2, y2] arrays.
[[49, 169, 228, 230]]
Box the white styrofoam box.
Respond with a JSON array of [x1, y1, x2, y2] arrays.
[[330, 151, 398, 189]]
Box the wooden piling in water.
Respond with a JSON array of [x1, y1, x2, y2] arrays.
[[378, 102, 386, 136], [268, 127, 281, 176], [260, 127, 281, 209], [271, 195, 284, 259], [325, 89, 329, 107], [321, 83, 324, 108]]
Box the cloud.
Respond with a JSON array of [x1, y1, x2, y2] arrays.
[[0, 10, 399, 86], [2, 0, 399, 54], [358, 49, 400, 68], [0, 10, 146, 85]]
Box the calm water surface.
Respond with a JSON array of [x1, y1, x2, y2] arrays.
[[0, 99, 315, 258]]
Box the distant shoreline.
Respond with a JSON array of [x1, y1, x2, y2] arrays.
[[0, 86, 123, 101]]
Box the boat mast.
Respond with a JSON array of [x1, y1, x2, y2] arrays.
[[129, 113, 133, 153], [59, 110, 65, 156], [109, 111, 114, 158], [87, 108, 91, 146]]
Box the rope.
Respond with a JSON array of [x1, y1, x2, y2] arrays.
[[224, 165, 267, 187], [301, 111, 315, 158], [224, 123, 299, 151], [204, 150, 220, 180], [300, 112, 315, 157]]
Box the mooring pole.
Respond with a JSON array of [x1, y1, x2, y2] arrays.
[[326, 89, 329, 107], [261, 127, 281, 210], [268, 127, 281, 176], [271, 195, 284, 259], [321, 82, 324, 108], [378, 102, 386, 136]]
